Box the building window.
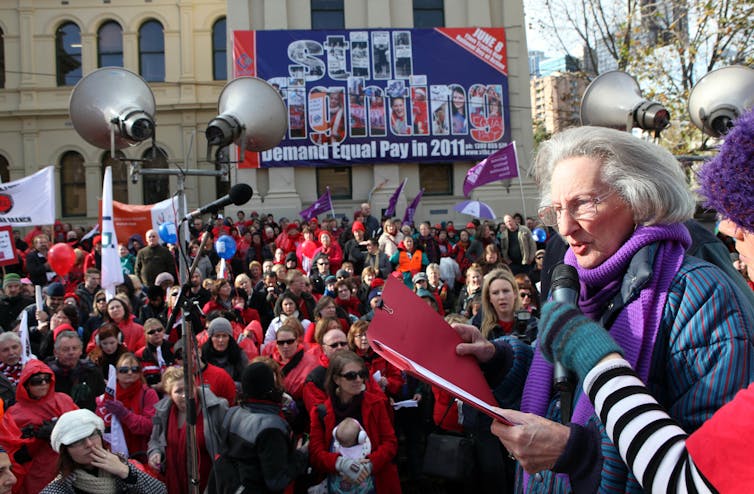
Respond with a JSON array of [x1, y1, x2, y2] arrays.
[[60, 151, 87, 216], [142, 147, 170, 204], [311, 0, 345, 29], [419, 162, 452, 195], [316, 167, 351, 200], [101, 152, 129, 203], [0, 28, 5, 88], [56, 22, 82, 86], [139, 20, 165, 82], [0, 155, 9, 183], [212, 18, 227, 80], [413, 0, 445, 27], [98, 21, 123, 68]]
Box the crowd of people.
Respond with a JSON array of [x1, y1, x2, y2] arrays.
[[0, 120, 753, 493]]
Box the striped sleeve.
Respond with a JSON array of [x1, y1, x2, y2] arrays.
[[583, 359, 718, 494]]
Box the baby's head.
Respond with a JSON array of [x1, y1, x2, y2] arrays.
[[334, 417, 363, 448]]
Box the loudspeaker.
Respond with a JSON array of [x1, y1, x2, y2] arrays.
[[205, 77, 288, 154], [688, 65, 754, 137], [580, 71, 670, 132], [69, 67, 156, 151]]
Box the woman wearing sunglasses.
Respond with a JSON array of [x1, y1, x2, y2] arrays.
[[309, 351, 401, 493], [269, 319, 317, 408], [1, 360, 77, 493], [95, 353, 158, 463], [135, 319, 174, 391]]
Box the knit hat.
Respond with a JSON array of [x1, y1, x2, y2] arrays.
[[53, 323, 75, 342], [368, 288, 383, 304], [336, 269, 350, 279], [466, 222, 476, 229], [325, 275, 337, 284], [155, 272, 174, 286], [3, 273, 21, 288], [242, 362, 279, 402], [50, 409, 105, 453], [351, 221, 366, 233], [412, 272, 428, 284], [207, 317, 233, 337], [45, 282, 65, 297]]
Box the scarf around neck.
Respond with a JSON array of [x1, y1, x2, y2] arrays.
[[520, 224, 690, 488]]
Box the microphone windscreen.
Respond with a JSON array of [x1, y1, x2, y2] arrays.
[[551, 263, 579, 292], [229, 183, 253, 206]]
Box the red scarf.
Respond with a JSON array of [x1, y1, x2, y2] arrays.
[[165, 405, 209, 494], [116, 381, 144, 415]]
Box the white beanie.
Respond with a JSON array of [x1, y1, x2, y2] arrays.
[[50, 409, 105, 453]]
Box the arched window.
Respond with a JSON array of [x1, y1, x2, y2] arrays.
[[142, 147, 170, 204], [212, 18, 227, 81], [60, 151, 87, 216], [0, 27, 5, 88], [413, 0, 445, 27], [101, 151, 129, 203], [139, 20, 165, 82], [0, 155, 10, 183], [98, 21, 124, 68], [56, 22, 82, 86], [311, 0, 345, 29]]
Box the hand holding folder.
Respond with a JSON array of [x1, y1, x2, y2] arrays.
[[368, 276, 512, 425]]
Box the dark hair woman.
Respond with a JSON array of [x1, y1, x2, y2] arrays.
[[87, 323, 129, 377]]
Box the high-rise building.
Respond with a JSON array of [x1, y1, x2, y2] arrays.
[[529, 50, 546, 78], [530, 71, 589, 135], [538, 54, 581, 77]]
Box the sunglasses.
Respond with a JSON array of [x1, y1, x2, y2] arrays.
[[147, 328, 165, 335], [28, 375, 52, 386], [339, 370, 369, 381], [318, 262, 330, 266], [96, 298, 107, 303], [324, 341, 349, 349], [276, 338, 296, 346], [519, 292, 532, 298], [118, 366, 141, 374]]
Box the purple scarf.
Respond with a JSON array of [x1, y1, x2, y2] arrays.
[[520, 224, 690, 488]]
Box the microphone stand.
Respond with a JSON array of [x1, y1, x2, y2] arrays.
[[173, 221, 214, 494]]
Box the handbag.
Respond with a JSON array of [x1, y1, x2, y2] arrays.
[[421, 400, 475, 481]]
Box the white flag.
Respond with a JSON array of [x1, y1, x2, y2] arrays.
[[105, 364, 129, 457], [18, 311, 37, 365], [101, 167, 124, 297], [0, 166, 56, 226]]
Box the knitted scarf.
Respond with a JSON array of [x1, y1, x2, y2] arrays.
[[520, 224, 690, 488], [71, 468, 118, 493], [0, 362, 22, 385]]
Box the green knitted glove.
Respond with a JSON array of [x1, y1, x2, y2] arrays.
[[538, 301, 624, 381]]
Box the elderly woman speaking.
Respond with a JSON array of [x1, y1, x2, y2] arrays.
[[456, 126, 754, 493]]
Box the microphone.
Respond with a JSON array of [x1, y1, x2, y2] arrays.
[[182, 183, 253, 222], [549, 263, 580, 405]]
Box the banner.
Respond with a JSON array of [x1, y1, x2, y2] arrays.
[[100, 196, 180, 246], [104, 365, 129, 457], [100, 167, 124, 295], [0, 166, 56, 226], [402, 189, 424, 225], [300, 187, 334, 221], [18, 311, 36, 365], [384, 178, 407, 218], [462, 141, 518, 196], [233, 27, 510, 167], [0, 226, 15, 267]]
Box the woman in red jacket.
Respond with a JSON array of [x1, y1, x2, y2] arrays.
[[347, 320, 403, 398], [270, 319, 318, 404], [103, 297, 145, 352], [313, 231, 343, 272], [95, 352, 158, 462], [1, 360, 78, 494], [309, 351, 401, 493]]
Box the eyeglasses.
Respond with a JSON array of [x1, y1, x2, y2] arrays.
[[535, 256, 544, 261], [324, 341, 349, 349], [318, 261, 330, 266], [147, 328, 164, 335], [28, 374, 52, 386], [537, 191, 615, 227], [519, 292, 532, 299], [68, 431, 100, 449], [339, 370, 369, 381], [276, 338, 296, 346], [117, 366, 141, 374]]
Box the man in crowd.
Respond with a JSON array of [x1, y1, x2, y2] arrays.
[[309, 253, 332, 295], [26, 281, 66, 357], [364, 238, 391, 279], [343, 220, 369, 274], [74, 268, 101, 323], [498, 214, 537, 275], [0, 332, 23, 407], [360, 202, 381, 240], [281, 270, 316, 322], [25, 233, 55, 286], [134, 229, 177, 287], [417, 221, 441, 264], [0, 274, 33, 332], [45, 330, 105, 411]]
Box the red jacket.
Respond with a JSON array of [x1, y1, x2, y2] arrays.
[[309, 389, 401, 493], [200, 363, 237, 405], [271, 345, 319, 402]]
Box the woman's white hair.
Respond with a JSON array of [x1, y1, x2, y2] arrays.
[[532, 126, 695, 225]]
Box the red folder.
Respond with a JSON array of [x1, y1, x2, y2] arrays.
[[368, 276, 512, 425]]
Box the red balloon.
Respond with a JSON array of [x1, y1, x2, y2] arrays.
[[301, 240, 318, 259], [48, 242, 77, 276]]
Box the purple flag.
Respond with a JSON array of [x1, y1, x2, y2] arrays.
[[384, 178, 407, 218], [463, 141, 518, 197], [299, 187, 333, 221], [402, 188, 424, 225]]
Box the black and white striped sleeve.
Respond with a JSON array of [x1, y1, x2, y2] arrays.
[[583, 359, 718, 494]]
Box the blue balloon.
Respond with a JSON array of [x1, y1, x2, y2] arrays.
[[532, 227, 547, 243], [215, 235, 237, 260], [158, 222, 177, 244]]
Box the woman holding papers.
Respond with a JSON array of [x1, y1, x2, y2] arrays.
[[455, 126, 754, 494], [309, 351, 401, 493]]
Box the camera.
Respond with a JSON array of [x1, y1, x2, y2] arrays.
[[513, 310, 533, 344]]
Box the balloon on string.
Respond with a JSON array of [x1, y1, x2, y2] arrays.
[[301, 240, 318, 259], [48, 243, 77, 276], [158, 222, 177, 244], [215, 235, 237, 260], [532, 228, 547, 243]]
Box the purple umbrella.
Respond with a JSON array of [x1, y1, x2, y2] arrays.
[[454, 200, 496, 220]]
